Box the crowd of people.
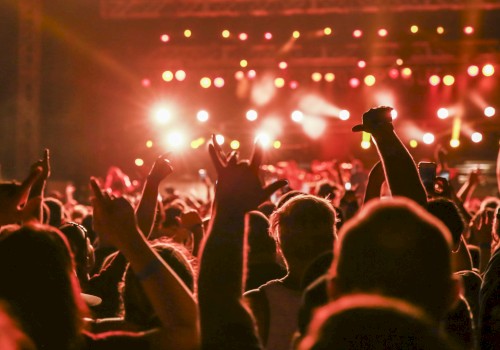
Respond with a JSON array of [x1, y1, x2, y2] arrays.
[[0, 106, 499, 349]]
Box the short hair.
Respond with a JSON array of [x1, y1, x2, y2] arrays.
[[247, 210, 276, 257], [332, 197, 454, 319], [300, 294, 456, 350], [270, 194, 336, 264], [43, 197, 67, 227]]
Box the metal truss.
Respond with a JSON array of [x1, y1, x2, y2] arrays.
[[17, 0, 41, 174], [101, 0, 500, 19]]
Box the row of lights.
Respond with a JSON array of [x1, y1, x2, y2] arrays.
[[159, 25, 477, 43], [437, 106, 496, 119]]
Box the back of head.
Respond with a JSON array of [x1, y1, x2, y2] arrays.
[[332, 197, 454, 320], [427, 198, 464, 248], [270, 194, 336, 266], [247, 211, 276, 260], [300, 294, 456, 350], [43, 197, 66, 227], [0, 224, 85, 349], [59, 222, 94, 285]]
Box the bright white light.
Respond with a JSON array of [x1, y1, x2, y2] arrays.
[[390, 109, 398, 120], [450, 139, 460, 148], [484, 107, 495, 117], [255, 132, 271, 148], [437, 108, 449, 119], [291, 110, 304, 123], [471, 132, 482, 143], [215, 134, 225, 145], [166, 131, 185, 149], [303, 117, 326, 139], [361, 141, 371, 149], [197, 110, 209, 122], [135, 158, 144, 166], [246, 110, 258, 121], [339, 110, 350, 120], [345, 182, 352, 190], [154, 108, 170, 124], [422, 133, 435, 145]]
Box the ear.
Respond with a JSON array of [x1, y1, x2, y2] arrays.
[[326, 275, 343, 301]]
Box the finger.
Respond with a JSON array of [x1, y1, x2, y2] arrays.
[[250, 142, 263, 170], [90, 177, 105, 202], [43, 149, 50, 165], [263, 179, 288, 198], [228, 151, 238, 166], [208, 143, 225, 173], [211, 134, 226, 161]]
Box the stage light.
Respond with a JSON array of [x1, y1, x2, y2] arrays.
[[464, 26, 474, 35], [401, 68, 412, 78], [135, 158, 144, 167], [450, 139, 460, 148], [324, 27, 332, 35], [274, 77, 285, 88], [184, 29, 192, 38], [353, 29, 363, 38], [443, 75, 455, 86], [361, 141, 371, 149], [279, 61, 288, 69], [214, 77, 225, 88], [436, 26, 444, 34], [273, 140, 282, 149], [230, 140, 240, 150], [235, 71, 245, 80], [311, 72, 322, 82], [396, 59, 404, 66], [484, 107, 495, 117], [361, 131, 371, 149], [410, 25, 419, 33], [358, 60, 366, 68], [471, 132, 482, 143], [246, 110, 258, 121], [146, 140, 153, 148], [364, 75, 376, 86], [167, 131, 185, 149], [264, 32, 273, 40], [190, 137, 205, 149], [349, 78, 360, 88], [200, 77, 211, 88], [390, 109, 398, 119], [247, 70, 257, 79], [289, 80, 299, 89], [467, 65, 479, 77], [483, 64, 495, 77], [196, 110, 209, 122], [162, 70, 174, 82], [239, 33, 248, 41], [429, 75, 440, 86], [222, 30, 230, 38], [154, 108, 170, 124], [175, 70, 186, 81], [240, 59, 248, 68], [255, 132, 271, 148], [437, 108, 449, 119], [389, 68, 399, 79], [160, 34, 170, 42], [292, 31, 300, 39], [422, 133, 435, 144], [378, 28, 388, 37], [141, 79, 151, 87], [339, 109, 350, 120], [215, 134, 225, 145], [324, 73, 335, 82], [291, 110, 304, 123], [409, 139, 418, 148]]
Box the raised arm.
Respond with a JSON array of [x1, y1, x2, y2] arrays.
[[198, 136, 286, 350], [90, 178, 198, 350], [135, 154, 173, 238], [352, 107, 427, 207], [363, 161, 385, 205]]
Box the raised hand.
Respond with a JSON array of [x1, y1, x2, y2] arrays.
[[0, 166, 42, 225], [147, 153, 173, 184], [209, 134, 287, 212], [352, 106, 394, 134], [31, 149, 50, 181]]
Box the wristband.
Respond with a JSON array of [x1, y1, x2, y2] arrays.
[[135, 258, 162, 281]]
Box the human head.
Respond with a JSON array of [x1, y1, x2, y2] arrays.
[[330, 197, 459, 320], [427, 198, 465, 249], [247, 211, 276, 264], [0, 223, 86, 349], [43, 197, 66, 227], [270, 195, 336, 271], [123, 240, 195, 328], [299, 294, 456, 350]]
